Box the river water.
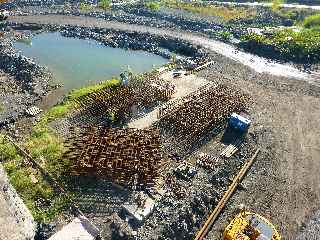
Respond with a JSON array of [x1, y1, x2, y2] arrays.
[[14, 32, 167, 91]]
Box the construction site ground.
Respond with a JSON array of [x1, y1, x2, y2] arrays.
[[3, 14, 320, 239], [128, 71, 210, 129]]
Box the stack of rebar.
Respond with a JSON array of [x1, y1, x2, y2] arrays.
[[64, 126, 163, 190], [156, 84, 250, 155], [72, 73, 175, 124]]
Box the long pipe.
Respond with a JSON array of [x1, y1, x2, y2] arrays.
[[194, 148, 261, 240]]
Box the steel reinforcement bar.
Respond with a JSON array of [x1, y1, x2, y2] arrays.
[[194, 148, 261, 240]]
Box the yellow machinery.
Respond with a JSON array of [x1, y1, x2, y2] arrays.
[[223, 210, 281, 240]]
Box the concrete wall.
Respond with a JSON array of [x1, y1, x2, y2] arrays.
[[0, 164, 36, 240]]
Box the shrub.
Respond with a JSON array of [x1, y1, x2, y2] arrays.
[[303, 13, 320, 29], [218, 30, 233, 42], [80, 2, 89, 12], [98, 0, 111, 10], [271, 0, 284, 12], [145, 1, 161, 11], [240, 28, 320, 63]]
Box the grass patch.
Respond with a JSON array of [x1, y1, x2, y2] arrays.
[[26, 128, 68, 177], [38, 79, 121, 127], [303, 13, 320, 30], [240, 28, 320, 63], [145, 1, 161, 11], [0, 135, 21, 162], [217, 30, 233, 42], [1, 79, 121, 223], [271, 0, 284, 13], [1, 139, 73, 223], [0, 103, 4, 112], [79, 2, 96, 12], [68, 78, 120, 100], [98, 0, 111, 11], [164, 1, 256, 22]]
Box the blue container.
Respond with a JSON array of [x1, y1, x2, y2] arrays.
[[229, 113, 251, 132]]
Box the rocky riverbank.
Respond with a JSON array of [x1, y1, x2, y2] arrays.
[[9, 21, 209, 60], [1, 18, 209, 129], [0, 39, 53, 128]]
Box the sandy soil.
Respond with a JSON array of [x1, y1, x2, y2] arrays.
[[5, 14, 320, 240]]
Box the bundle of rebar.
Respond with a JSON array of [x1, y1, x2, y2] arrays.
[[73, 73, 175, 124], [156, 84, 250, 155], [63, 126, 163, 190]]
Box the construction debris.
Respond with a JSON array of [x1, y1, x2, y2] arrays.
[[25, 106, 42, 116], [174, 162, 197, 181], [220, 139, 243, 158], [197, 153, 218, 170], [122, 192, 155, 224]]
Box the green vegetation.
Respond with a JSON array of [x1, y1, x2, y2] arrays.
[[0, 135, 21, 162], [0, 103, 4, 112], [1, 135, 72, 222], [303, 13, 320, 29], [218, 30, 233, 42], [164, 1, 257, 22], [0, 79, 121, 223], [79, 2, 95, 12], [37, 79, 120, 127], [68, 78, 120, 100], [241, 28, 320, 63], [271, 0, 284, 12], [145, 1, 162, 11], [98, 0, 111, 10]]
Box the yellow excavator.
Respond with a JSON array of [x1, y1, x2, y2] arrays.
[[195, 149, 281, 240], [223, 210, 281, 240]]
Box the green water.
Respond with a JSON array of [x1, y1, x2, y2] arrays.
[[14, 32, 167, 91]]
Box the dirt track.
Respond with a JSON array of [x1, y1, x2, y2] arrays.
[[6, 14, 320, 239]]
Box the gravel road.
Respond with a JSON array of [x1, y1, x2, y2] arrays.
[[212, 1, 320, 10]]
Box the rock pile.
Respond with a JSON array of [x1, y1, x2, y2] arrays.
[[0, 39, 51, 95], [0, 39, 52, 127]]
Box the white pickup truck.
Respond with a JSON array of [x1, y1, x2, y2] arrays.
[[0, 10, 9, 21]]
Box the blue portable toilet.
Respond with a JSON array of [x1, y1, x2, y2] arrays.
[[229, 113, 251, 132]]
